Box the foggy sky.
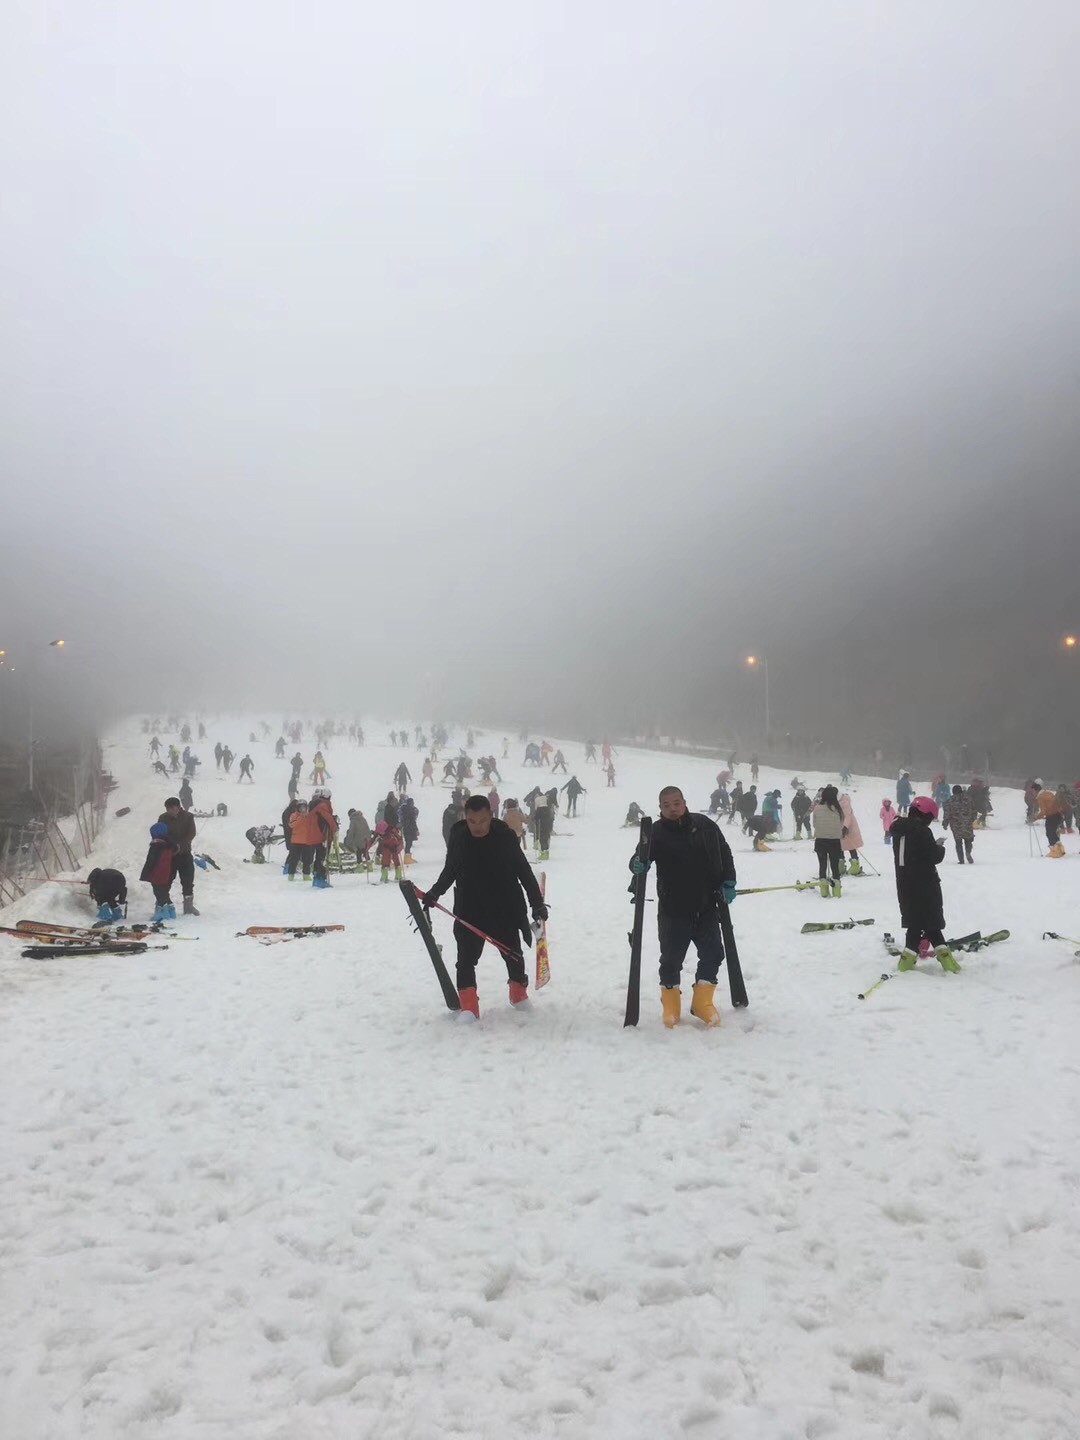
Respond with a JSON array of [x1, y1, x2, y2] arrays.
[[3, 2, 1079, 770]]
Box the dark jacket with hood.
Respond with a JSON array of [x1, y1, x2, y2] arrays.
[[88, 867, 127, 904], [638, 812, 736, 918], [889, 814, 945, 929], [426, 816, 544, 936], [159, 808, 196, 854]]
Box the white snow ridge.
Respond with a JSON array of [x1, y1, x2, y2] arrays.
[[2, 718, 1080, 1439]]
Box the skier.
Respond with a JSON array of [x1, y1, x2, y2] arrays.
[[727, 780, 744, 826], [421, 795, 547, 1019], [285, 799, 321, 881], [896, 771, 914, 816], [158, 797, 198, 915], [394, 761, 412, 793], [344, 808, 373, 869], [245, 825, 275, 863], [383, 790, 400, 827], [747, 812, 779, 851], [400, 796, 419, 864], [310, 750, 329, 784], [584, 741, 597, 764], [540, 741, 553, 766], [605, 761, 616, 788], [140, 823, 176, 922], [148, 736, 161, 757], [524, 742, 541, 767], [487, 787, 500, 818], [889, 797, 959, 971], [275, 737, 286, 758], [442, 798, 463, 846], [183, 752, 200, 780], [421, 757, 434, 786], [628, 785, 736, 1029], [222, 747, 234, 774], [623, 801, 643, 828], [551, 749, 568, 774], [1035, 784, 1067, 858], [178, 777, 194, 811], [932, 774, 951, 810], [838, 793, 864, 874], [87, 867, 127, 925], [811, 785, 845, 898], [1056, 783, 1075, 834], [534, 791, 555, 860], [238, 754, 255, 783], [168, 746, 181, 773], [374, 819, 404, 883], [290, 752, 304, 785], [198, 722, 207, 741], [942, 785, 975, 863], [791, 787, 812, 839], [442, 759, 458, 783], [152, 759, 169, 778], [561, 775, 586, 817], [738, 785, 758, 833], [762, 788, 783, 834], [180, 724, 191, 743], [478, 756, 494, 784], [750, 753, 759, 783], [968, 776, 992, 828], [879, 798, 897, 843]]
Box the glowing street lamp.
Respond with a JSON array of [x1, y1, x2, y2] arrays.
[[745, 654, 770, 739], [27, 640, 68, 792], [1065, 634, 1077, 650]]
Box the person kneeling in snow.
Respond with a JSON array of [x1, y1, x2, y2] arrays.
[[88, 867, 127, 925], [422, 795, 547, 1020]]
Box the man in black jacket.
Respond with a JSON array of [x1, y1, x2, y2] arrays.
[[791, 786, 812, 839], [631, 786, 736, 1028], [423, 796, 547, 1020]]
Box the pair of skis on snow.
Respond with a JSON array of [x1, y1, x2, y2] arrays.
[[0, 918, 179, 959], [623, 817, 749, 1027], [400, 878, 551, 1012]]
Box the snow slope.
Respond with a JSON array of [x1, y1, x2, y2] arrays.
[[2, 721, 1079, 1440]]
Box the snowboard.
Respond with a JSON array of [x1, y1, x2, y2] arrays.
[[801, 918, 875, 933], [535, 872, 551, 990], [623, 817, 653, 1027], [399, 881, 460, 1011]]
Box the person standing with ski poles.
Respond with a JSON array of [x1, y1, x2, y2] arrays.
[[421, 795, 547, 1020], [629, 786, 736, 1029]]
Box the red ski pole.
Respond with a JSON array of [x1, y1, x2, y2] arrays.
[[411, 885, 525, 961]]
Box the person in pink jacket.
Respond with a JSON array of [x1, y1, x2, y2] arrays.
[[880, 798, 897, 844], [839, 793, 865, 874]]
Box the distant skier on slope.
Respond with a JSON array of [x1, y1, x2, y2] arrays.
[[421, 795, 547, 1020]]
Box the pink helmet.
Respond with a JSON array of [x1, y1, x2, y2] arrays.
[[911, 795, 938, 819], [375, 820, 388, 835]]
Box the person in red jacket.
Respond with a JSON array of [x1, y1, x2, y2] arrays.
[[139, 823, 176, 921], [374, 819, 404, 883], [159, 797, 198, 915], [310, 789, 339, 887]]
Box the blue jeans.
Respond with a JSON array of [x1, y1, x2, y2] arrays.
[[657, 910, 725, 988]]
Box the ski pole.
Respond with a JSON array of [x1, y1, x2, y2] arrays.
[[857, 849, 880, 876], [735, 882, 818, 895], [412, 887, 526, 962], [1042, 931, 1080, 951], [858, 972, 891, 1000]]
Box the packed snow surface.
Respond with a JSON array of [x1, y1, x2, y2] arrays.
[[2, 721, 1079, 1439]]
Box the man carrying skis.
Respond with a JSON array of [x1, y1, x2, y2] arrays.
[[630, 786, 736, 1028], [422, 795, 547, 1019]]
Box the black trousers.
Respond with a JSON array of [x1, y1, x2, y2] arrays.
[[152, 884, 172, 906], [815, 838, 843, 880], [952, 832, 973, 862], [566, 795, 579, 816], [170, 853, 195, 897], [1046, 814, 1063, 846], [794, 815, 811, 838], [287, 844, 315, 876], [657, 910, 724, 988], [454, 923, 526, 990]]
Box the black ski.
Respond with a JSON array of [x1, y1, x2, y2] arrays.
[[400, 880, 460, 1011], [22, 942, 157, 959], [623, 817, 652, 1027], [719, 902, 749, 1008]]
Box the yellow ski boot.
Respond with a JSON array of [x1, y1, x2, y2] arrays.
[[690, 982, 721, 1027], [660, 987, 681, 1028]]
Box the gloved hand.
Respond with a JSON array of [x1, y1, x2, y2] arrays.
[[630, 857, 649, 875], [532, 903, 549, 924], [193, 855, 208, 870], [722, 879, 737, 906]]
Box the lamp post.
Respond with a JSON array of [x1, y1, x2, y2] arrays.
[[745, 654, 770, 741], [27, 640, 66, 794]]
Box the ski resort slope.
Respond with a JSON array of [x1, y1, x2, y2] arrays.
[[2, 722, 1079, 1440]]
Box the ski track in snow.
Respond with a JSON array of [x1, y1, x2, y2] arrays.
[[2, 723, 1080, 1439]]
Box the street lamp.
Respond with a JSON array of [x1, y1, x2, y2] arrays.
[[745, 654, 770, 740], [27, 640, 67, 793], [1065, 634, 1077, 650]]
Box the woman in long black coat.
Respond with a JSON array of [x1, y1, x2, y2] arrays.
[[889, 797, 960, 971]]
